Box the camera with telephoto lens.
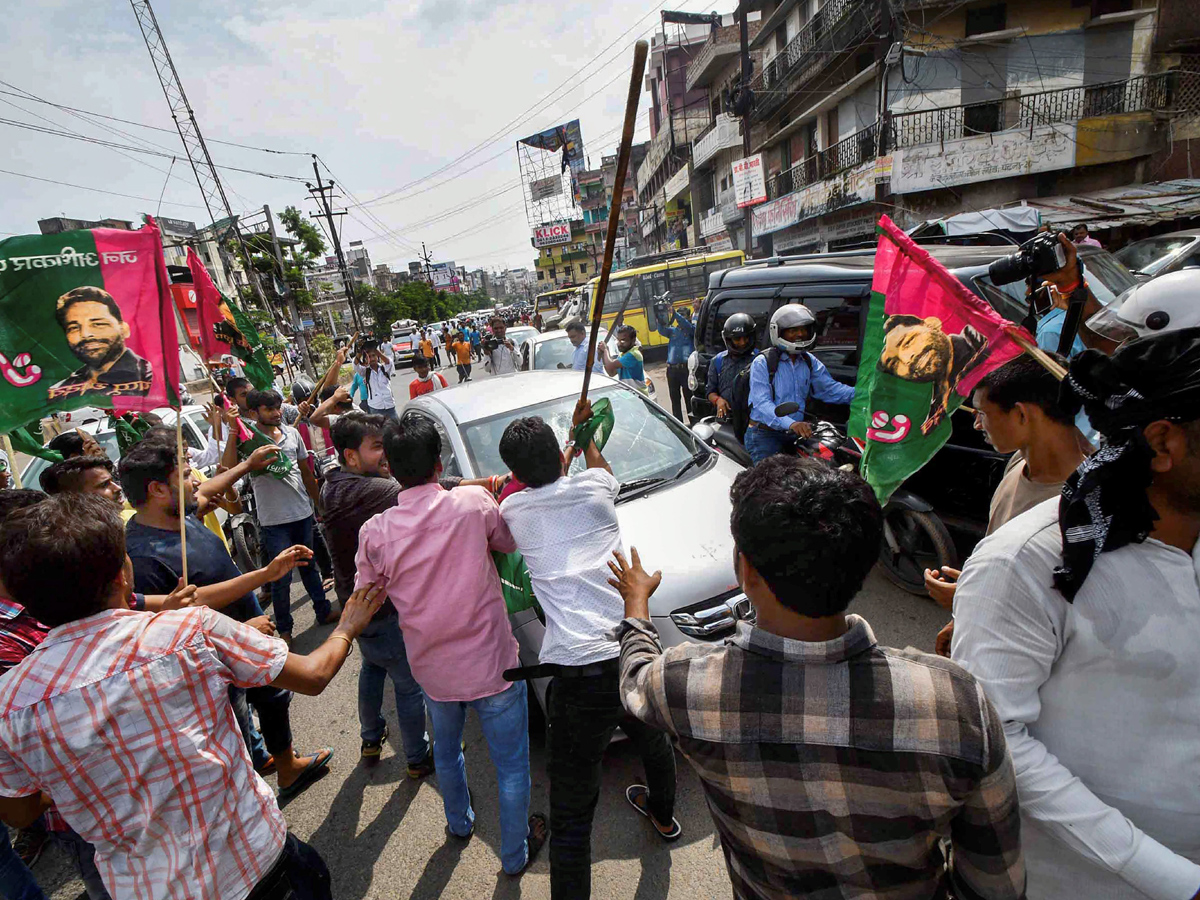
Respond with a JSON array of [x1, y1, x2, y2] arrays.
[[987, 232, 1069, 286], [482, 333, 500, 353]]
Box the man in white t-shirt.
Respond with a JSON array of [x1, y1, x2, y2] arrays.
[[498, 400, 678, 900], [355, 341, 397, 422]]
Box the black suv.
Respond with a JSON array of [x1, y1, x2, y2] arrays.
[[688, 244, 1137, 531]]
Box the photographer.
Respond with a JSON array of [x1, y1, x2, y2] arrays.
[[483, 316, 520, 376], [996, 232, 1114, 358]]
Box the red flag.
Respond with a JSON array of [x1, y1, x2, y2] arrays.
[[186, 248, 230, 362]]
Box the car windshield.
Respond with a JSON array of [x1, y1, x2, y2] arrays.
[[1115, 236, 1197, 276], [461, 385, 701, 483], [21, 428, 120, 491], [532, 336, 579, 370], [506, 327, 537, 346]]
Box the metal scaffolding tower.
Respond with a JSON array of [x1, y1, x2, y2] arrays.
[[129, 0, 268, 310]]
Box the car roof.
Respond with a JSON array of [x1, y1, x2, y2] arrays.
[[1121, 229, 1200, 242], [411, 370, 620, 424], [713, 245, 1020, 288]]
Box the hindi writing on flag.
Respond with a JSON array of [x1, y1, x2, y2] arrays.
[[0, 219, 179, 434]]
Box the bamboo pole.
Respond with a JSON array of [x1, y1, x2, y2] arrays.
[[1010, 328, 1069, 380], [581, 40, 649, 403], [175, 409, 188, 584]]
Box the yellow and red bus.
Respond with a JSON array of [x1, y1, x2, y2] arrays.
[[535, 285, 579, 327], [582, 249, 744, 351]]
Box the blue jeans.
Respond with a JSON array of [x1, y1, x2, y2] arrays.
[[743, 425, 792, 464], [260, 516, 330, 635], [357, 614, 430, 763], [424, 681, 531, 874], [368, 405, 399, 422], [0, 828, 45, 900]]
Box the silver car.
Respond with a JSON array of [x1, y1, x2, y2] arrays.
[[1114, 229, 1200, 282], [403, 370, 749, 711]]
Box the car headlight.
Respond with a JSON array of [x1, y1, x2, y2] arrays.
[[669, 590, 754, 639], [686, 350, 699, 391]]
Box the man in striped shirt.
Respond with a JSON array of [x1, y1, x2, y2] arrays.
[[0, 493, 387, 900], [610, 457, 1025, 900]]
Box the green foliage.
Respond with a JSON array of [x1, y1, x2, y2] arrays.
[[358, 281, 497, 338], [279, 207, 327, 260], [310, 333, 336, 369]]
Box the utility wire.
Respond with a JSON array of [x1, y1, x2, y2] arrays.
[[0, 165, 206, 209]]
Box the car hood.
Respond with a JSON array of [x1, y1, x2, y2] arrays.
[[614, 454, 744, 618]]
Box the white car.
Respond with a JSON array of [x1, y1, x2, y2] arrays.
[[20, 405, 214, 492], [403, 370, 748, 713]]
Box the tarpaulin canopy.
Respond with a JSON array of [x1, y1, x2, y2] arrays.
[[1015, 179, 1200, 231], [943, 207, 1041, 236]]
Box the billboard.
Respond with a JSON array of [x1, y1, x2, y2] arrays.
[[732, 155, 767, 208], [518, 120, 584, 174], [533, 222, 573, 248], [428, 262, 459, 290], [530, 175, 563, 202]]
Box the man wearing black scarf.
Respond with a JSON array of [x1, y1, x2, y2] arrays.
[[951, 327, 1200, 900]]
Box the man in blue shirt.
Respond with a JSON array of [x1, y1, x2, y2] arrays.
[[1033, 234, 1111, 359], [566, 320, 605, 372], [655, 304, 696, 423], [601, 325, 648, 394], [744, 304, 855, 464]]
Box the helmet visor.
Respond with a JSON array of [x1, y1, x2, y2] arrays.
[[1085, 289, 1144, 345]]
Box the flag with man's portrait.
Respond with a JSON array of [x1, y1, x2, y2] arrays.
[[188, 248, 274, 390], [0, 218, 179, 434]]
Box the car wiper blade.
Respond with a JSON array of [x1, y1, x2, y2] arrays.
[[673, 450, 708, 481], [617, 476, 669, 499]]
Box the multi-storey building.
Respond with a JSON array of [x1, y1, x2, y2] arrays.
[[635, 27, 715, 252], [730, 0, 1200, 255]]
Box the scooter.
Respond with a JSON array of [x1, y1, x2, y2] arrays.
[[690, 403, 957, 595]]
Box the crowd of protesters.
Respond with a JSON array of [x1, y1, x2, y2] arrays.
[[0, 241, 1198, 900]]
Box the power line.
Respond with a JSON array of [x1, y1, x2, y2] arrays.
[[0, 116, 310, 183], [0, 166, 207, 209], [0, 81, 310, 156]]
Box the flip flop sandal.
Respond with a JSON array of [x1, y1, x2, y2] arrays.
[[255, 755, 277, 777], [276, 748, 334, 801], [508, 813, 547, 876], [626, 784, 682, 842]]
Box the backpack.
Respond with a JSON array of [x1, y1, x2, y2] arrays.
[[729, 347, 811, 442]]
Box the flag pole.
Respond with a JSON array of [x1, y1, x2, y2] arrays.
[[1010, 329, 1068, 380], [581, 40, 649, 404]]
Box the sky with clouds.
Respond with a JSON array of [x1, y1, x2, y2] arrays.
[[1, 0, 701, 275]]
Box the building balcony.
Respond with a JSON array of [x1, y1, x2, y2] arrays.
[[719, 186, 742, 224], [890, 72, 1180, 150], [636, 113, 712, 195], [749, 0, 878, 124], [692, 113, 743, 170], [699, 207, 725, 238], [766, 121, 879, 201], [685, 28, 742, 93]]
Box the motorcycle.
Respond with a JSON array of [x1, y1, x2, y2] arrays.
[[690, 403, 957, 595], [226, 479, 264, 577]]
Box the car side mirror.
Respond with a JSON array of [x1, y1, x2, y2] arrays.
[[775, 401, 800, 417], [691, 422, 715, 443]]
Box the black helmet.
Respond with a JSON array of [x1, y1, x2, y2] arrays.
[[722, 313, 756, 356], [290, 377, 315, 405]]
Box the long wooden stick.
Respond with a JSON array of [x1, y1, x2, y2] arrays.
[[175, 409, 188, 584], [582, 40, 649, 402], [1010, 329, 1068, 380]]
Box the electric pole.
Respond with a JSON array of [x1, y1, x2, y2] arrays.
[[264, 205, 316, 377], [420, 242, 435, 286], [736, 0, 755, 257], [307, 156, 363, 332]]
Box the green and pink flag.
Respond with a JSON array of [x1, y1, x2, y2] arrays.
[[849, 215, 1031, 502], [0, 218, 179, 434]]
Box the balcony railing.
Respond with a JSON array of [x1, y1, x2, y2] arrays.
[[692, 113, 743, 169], [685, 28, 742, 93], [891, 72, 1179, 149], [766, 122, 879, 200], [750, 0, 877, 123]]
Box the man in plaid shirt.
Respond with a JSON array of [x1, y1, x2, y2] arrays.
[[0, 493, 387, 900], [610, 457, 1026, 900]]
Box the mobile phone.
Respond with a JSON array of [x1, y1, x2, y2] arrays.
[[1031, 284, 1056, 318]]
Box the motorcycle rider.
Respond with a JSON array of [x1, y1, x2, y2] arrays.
[[744, 304, 855, 465], [705, 313, 758, 419]]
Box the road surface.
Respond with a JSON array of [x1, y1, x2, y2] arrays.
[[32, 356, 948, 900]]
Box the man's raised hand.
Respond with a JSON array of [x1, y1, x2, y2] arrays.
[[607, 547, 662, 619], [264, 544, 312, 582], [246, 444, 282, 471]]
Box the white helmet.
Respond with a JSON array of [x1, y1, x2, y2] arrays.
[[769, 303, 817, 353], [1087, 270, 1200, 345]]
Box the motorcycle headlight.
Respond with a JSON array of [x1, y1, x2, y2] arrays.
[[670, 591, 754, 639]]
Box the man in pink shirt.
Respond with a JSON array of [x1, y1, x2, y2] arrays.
[[354, 417, 547, 876]]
